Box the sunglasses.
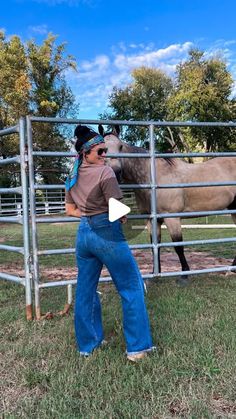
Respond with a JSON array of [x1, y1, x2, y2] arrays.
[[96, 147, 108, 156]]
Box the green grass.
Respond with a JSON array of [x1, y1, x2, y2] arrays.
[[1, 276, 236, 417], [1, 218, 236, 417]]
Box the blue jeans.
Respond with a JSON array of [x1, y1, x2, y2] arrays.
[[74, 212, 155, 356]]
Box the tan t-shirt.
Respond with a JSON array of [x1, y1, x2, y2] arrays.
[[65, 162, 123, 216]]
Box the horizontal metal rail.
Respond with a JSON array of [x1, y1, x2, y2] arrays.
[[120, 182, 236, 189], [37, 243, 153, 256], [156, 151, 236, 158], [36, 216, 80, 223], [34, 181, 236, 190], [0, 209, 21, 214], [0, 125, 19, 136], [33, 151, 76, 157], [156, 209, 236, 218], [0, 244, 24, 254], [133, 224, 236, 230], [159, 265, 236, 278], [32, 150, 236, 159], [38, 273, 157, 288], [39, 279, 78, 288], [36, 236, 236, 257], [34, 209, 236, 224], [37, 264, 236, 288], [38, 248, 75, 255], [120, 183, 236, 189], [0, 201, 22, 206], [0, 216, 23, 224], [0, 272, 25, 284], [0, 187, 22, 195], [158, 181, 236, 188], [33, 151, 149, 158], [29, 116, 236, 128], [158, 236, 236, 248], [35, 184, 66, 190], [0, 156, 20, 165]]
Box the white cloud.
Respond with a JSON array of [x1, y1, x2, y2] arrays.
[[28, 24, 48, 35], [80, 55, 110, 72], [67, 41, 201, 118], [64, 39, 236, 118]]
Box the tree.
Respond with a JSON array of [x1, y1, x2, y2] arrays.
[[0, 33, 30, 162], [167, 48, 236, 152], [102, 67, 173, 150], [0, 31, 78, 186], [27, 33, 77, 184]]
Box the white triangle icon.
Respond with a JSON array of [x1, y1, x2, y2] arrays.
[[108, 198, 131, 222]]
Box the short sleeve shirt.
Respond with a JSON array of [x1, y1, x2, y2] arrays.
[[65, 162, 123, 216]]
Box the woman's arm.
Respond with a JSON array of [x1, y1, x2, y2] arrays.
[[65, 203, 81, 218]]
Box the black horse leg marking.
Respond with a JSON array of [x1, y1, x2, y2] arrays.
[[174, 245, 190, 272], [230, 213, 236, 269], [157, 221, 162, 273], [164, 217, 190, 285], [147, 219, 162, 275]]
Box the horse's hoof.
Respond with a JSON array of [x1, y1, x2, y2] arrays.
[[176, 276, 190, 287]]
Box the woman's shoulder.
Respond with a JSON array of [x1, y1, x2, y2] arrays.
[[100, 165, 116, 178]]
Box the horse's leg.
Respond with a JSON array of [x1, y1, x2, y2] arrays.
[[164, 217, 190, 286], [147, 219, 163, 275], [231, 214, 236, 268]]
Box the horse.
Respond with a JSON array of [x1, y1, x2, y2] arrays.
[[99, 124, 236, 282]]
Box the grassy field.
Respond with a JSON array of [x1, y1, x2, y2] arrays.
[[1, 219, 236, 417]]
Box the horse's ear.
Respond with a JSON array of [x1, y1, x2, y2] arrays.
[[112, 125, 120, 136], [98, 124, 104, 136]]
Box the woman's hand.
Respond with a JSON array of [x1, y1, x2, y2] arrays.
[[119, 216, 127, 224], [65, 203, 81, 218]]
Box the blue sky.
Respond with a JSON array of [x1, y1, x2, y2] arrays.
[[2, 0, 236, 119]]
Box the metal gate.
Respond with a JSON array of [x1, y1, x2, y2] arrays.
[[0, 118, 32, 319], [1, 116, 236, 319]]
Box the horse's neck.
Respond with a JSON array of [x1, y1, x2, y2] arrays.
[[121, 143, 149, 183]]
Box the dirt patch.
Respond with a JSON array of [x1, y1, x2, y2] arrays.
[[211, 395, 236, 416], [1, 251, 234, 281]]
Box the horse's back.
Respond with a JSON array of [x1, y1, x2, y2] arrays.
[[156, 157, 236, 213]]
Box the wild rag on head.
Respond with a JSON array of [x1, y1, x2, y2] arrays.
[[65, 125, 104, 191]]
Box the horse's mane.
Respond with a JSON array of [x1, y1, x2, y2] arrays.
[[124, 142, 148, 154], [104, 131, 176, 166], [124, 142, 176, 166]]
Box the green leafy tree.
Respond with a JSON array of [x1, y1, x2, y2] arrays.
[[27, 33, 77, 184], [102, 67, 173, 149], [0, 31, 78, 186], [168, 48, 236, 152], [0, 33, 30, 159]]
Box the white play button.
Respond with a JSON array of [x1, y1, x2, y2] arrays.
[[108, 198, 131, 222]]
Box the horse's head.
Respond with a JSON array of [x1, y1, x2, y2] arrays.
[[98, 124, 124, 182]]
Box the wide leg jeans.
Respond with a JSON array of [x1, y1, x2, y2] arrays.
[[74, 213, 154, 356]]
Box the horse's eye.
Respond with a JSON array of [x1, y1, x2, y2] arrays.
[[119, 145, 123, 151]]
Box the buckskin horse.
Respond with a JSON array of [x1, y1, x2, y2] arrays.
[[99, 124, 236, 282]]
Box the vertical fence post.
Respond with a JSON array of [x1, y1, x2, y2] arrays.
[[19, 117, 33, 320], [26, 116, 41, 320], [149, 124, 159, 275]]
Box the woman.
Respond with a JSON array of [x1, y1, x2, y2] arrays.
[[65, 125, 155, 361]]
